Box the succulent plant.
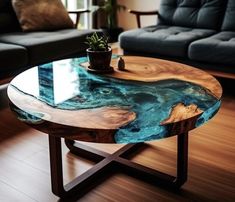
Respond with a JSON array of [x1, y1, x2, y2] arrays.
[[85, 32, 109, 51]]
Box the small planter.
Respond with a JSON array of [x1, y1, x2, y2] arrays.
[[87, 47, 112, 70]]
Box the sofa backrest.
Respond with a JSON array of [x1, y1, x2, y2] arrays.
[[221, 0, 235, 31], [158, 0, 227, 30], [0, 0, 21, 33]]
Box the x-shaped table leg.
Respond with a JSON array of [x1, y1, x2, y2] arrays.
[[48, 132, 188, 198]]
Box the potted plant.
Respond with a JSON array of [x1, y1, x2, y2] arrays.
[[85, 32, 113, 72], [94, 0, 126, 42]]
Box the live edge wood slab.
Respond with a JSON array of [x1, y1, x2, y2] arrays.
[[7, 56, 222, 198]]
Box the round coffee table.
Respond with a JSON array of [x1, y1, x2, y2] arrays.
[[7, 56, 222, 198]]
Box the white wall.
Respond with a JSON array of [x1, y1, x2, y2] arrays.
[[117, 0, 160, 30]]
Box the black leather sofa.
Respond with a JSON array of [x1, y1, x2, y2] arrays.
[[0, 0, 96, 80], [119, 0, 235, 79]]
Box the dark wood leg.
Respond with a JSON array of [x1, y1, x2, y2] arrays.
[[64, 139, 109, 162], [113, 132, 188, 189], [175, 132, 188, 187], [48, 135, 66, 197], [64, 139, 144, 162], [48, 133, 189, 198], [48, 135, 115, 198]]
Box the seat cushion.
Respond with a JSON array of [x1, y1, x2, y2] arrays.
[[158, 0, 226, 30], [0, 42, 28, 77], [221, 0, 235, 31], [119, 25, 215, 58], [0, 29, 97, 66], [189, 32, 235, 65]]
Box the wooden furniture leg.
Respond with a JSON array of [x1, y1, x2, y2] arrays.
[[48, 132, 189, 198]]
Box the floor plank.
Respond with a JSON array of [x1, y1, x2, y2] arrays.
[[0, 180, 36, 202]]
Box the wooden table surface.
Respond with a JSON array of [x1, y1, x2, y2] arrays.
[[7, 56, 222, 143]]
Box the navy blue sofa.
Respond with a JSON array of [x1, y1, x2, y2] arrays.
[[119, 0, 235, 78]]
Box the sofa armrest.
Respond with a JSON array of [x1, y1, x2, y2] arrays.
[[129, 10, 158, 28], [68, 9, 90, 28]]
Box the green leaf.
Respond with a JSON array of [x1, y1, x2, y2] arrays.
[[85, 32, 109, 51]]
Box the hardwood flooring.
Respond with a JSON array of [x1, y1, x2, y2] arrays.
[[0, 79, 235, 202]]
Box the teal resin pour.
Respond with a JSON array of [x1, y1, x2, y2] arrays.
[[11, 57, 221, 143]]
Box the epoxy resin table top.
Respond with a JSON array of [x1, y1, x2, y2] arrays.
[[7, 56, 222, 143]]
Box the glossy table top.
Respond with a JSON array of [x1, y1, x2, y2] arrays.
[[8, 56, 222, 143]]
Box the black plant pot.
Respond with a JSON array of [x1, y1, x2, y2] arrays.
[[87, 47, 112, 70], [101, 27, 123, 43]]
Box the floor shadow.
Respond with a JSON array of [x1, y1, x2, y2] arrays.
[[217, 77, 235, 97]]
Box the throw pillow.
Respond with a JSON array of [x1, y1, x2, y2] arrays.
[[11, 0, 74, 31]]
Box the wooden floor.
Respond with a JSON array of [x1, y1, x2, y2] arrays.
[[0, 78, 235, 201]]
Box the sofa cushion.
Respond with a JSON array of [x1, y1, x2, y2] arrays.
[[119, 25, 215, 58], [221, 0, 235, 31], [0, 42, 28, 76], [0, 29, 97, 66], [12, 0, 74, 31], [189, 32, 235, 65], [0, 0, 21, 33], [158, 0, 226, 30]]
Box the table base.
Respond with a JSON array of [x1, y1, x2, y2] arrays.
[[48, 132, 188, 198]]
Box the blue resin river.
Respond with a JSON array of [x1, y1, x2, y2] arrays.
[[10, 57, 221, 143]]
